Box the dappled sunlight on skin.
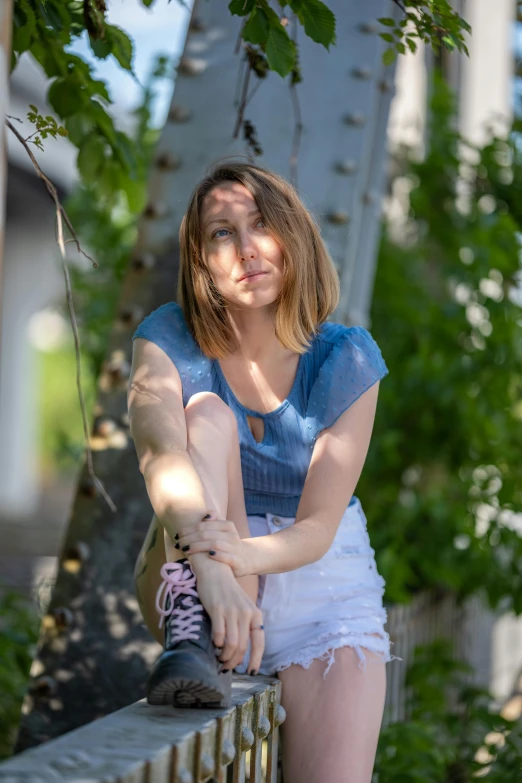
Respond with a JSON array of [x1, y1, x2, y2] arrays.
[[200, 182, 285, 314]]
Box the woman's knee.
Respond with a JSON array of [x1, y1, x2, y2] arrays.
[[185, 392, 237, 436]]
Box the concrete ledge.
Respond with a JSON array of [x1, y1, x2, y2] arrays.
[[0, 676, 284, 783]]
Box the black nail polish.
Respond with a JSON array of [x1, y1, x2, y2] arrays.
[[249, 669, 257, 677], [209, 550, 216, 556], [174, 533, 179, 540], [218, 658, 226, 663], [203, 514, 211, 519], [221, 669, 229, 674], [182, 545, 190, 552], [175, 543, 180, 549]]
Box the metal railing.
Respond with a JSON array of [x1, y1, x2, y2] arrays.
[[0, 590, 495, 782], [0, 676, 285, 783]]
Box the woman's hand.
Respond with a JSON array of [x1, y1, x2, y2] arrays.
[[178, 517, 253, 578], [190, 556, 264, 673]]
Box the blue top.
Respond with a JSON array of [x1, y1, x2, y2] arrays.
[[133, 302, 389, 517]]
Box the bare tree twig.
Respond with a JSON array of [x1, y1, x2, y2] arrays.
[[392, 0, 407, 12], [289, 15, 302, 188], [245, 76, 264, 107], [233, 62, 252, 139], [6, 117, 117, 512], [234, 18, 247, 55], [234, 51, 247, 108], [289, 81, 302, 189]]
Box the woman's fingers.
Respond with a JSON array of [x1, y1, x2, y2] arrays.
[[178, 519, 235, 539], [213, 608, 264, 672], [248, 609, 265, 674], [219, 613, 239, 668], [210, 610, 226, 650], [178, 529, 234, 549]]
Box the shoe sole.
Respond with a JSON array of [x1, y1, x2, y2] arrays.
[[147, 663, 232, 708]]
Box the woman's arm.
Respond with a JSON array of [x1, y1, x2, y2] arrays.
[[129, 337, 250, 539], [248, 382, 380, 573], [179, 382, 380, 576]]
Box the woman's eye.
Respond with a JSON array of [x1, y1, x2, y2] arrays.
[[213, 228, 230, 238], [257, 219, 265, 228]]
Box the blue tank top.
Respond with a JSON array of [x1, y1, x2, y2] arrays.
[[133, 302, 389, 517]]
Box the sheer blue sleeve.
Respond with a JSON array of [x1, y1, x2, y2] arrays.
[[306, 326, 388, 434], [132, 302, 212, 407]]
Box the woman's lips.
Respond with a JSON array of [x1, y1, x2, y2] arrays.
[[239, 272, 267, 282]]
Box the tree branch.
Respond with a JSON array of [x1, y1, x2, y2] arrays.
[[6, 118, 116, 512]]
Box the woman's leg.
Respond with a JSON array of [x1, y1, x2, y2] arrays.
[[134, 392, 253, 639], [278, 645, 386, 783]]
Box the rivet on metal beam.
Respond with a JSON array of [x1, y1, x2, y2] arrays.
[[168, 104, 193, 123], [199, 753, 214, 778], [256, 715, 271, 740], [343, 112, 366, 126], [51, 607, 74, 630], [274, 704, 287, 728], [240, 726, 254, 751], [156, 151, 181, 172], [326, 211, 351, 226], [62, 542, 91, 577], [178, 57, 207, 77], [221, 739, 236, 765], [119, 306, 144, 328], [359, 21, 379, 34], [132, 252, 156, 272], [93, 416, 118, 438], [30, 675, 57, 698], [378, 78, 394, 93], [143, 201, 169, 220], [335, 160, 357, 175], [352, 66, 373, 80], [189, 16, 205, 33], [80, 476, 97, 498]]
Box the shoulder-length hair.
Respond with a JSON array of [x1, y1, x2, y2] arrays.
[[178, 158, 340, 358]]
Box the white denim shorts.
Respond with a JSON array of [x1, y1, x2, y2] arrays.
[[236, 498, 399, 678]]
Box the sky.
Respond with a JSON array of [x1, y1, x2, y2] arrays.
[[69, 0, 194, 128]]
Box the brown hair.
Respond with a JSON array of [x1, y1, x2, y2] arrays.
[[178, 158, 340, 358]]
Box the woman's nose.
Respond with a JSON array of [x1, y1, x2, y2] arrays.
[[238, 231, 257, 260]]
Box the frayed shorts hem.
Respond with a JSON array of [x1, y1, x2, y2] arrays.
[[262, 634, 400, 680], [237, 499, 403, 679]]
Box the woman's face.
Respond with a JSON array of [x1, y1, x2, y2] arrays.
[[200, 181, 285, 310]]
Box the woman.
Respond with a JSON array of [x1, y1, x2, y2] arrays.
[[128, 159, 397, 782]]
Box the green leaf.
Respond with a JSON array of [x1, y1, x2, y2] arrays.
[[407, 37, 417, 54], [77, 135, 106, 183], [378, 17, 396, 27], [90, 37, 112, 60], [106, 25, 134, 72], [48, 77, 85, 117], [122, 178, 148, 213], [140, 0, 156, 6], [295, 0, 336, 49], [228, 0, 256, 15], [382, 47, 397, 66], [379, 32, 395, 43], [242, 7, 270, 45], [265, 22, 296, 77]]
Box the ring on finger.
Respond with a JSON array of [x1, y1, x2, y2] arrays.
[[250, 624, 264, 631]]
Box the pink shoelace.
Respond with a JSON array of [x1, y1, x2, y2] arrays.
[[155, 561, 204, 642]]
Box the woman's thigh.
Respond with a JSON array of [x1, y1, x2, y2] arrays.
[[278, 645, 386, 783]]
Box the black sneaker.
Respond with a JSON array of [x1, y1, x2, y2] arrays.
[[146, 559, 231, 708]]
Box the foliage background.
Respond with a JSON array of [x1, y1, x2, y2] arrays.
[[361, 74, 522, 616], [3, 0, 521, 774]]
